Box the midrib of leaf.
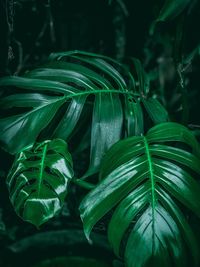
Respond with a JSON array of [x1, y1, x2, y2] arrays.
[[64, 89, 137, 100], [1, 89, 136, 136], [143, 137, 156, 253], [38, 143, 48, 197]]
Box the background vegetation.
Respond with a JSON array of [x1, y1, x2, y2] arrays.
[[0, 1, 200, 266]]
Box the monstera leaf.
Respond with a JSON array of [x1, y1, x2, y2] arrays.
[[0, 51, 130, 178], [7, 139, 73, 227], [80, 122, 200, 267], [0, 51, 168, 176]]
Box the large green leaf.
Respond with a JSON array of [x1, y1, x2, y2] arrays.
[[7, 139, 73, 227], [0, 52, 129, 178], [80, 122, 200, 267], [0, 50, 168, 177]]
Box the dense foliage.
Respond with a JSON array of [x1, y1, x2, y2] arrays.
[[0, 0, 200, 267]]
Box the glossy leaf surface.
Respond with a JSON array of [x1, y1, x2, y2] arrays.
[[0, 50, 168, 177], [124, 57, 168, 135], [80, 122, 200, 267], [0, 51, 127, 177], [142, 98, 168, 124], [7, 139, 73, 227]]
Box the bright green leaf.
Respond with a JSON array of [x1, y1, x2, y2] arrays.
[[80, 122, 200, 267], [7, 139, 73, 227]]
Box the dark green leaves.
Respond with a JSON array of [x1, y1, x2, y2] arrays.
[[0, 78, 67, 154], [125, 97, 144, 136], [150, 0, 191, 34], [80, 122, 200, 267], [142, 98, 168, 124], [0, 51, 168, 177], [7, 139, 73, 227], [124, 57, 168, 136], [0, 51, 128, 177], [86, 93, 123, 176]]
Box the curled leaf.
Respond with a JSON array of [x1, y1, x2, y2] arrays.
[[7, 139, 73, 227]]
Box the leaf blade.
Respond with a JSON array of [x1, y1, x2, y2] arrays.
[[7, 139, 74, 227]]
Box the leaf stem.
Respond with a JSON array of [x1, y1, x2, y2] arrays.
[[38, 142, 48, 197], [143, 137, 156, 251], [63, 89, 139, 101], [71, 178, 95, 190]]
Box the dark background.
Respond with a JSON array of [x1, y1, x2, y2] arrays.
[[0, 0, 200, 123], [0, 1, 200, 266]]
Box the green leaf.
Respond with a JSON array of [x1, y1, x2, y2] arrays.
[[0, 51, 130, 168], [85, 92, 123, 177], [0, 88, 66, 154], [80, 122, 200, 267], [142, 98, 169, 124], [124, 205, 188, 267], [127, 58, 149, 96], [150, 0, 191, 34], [52, 96, 87, 140], [124, 57, 168, 128], [147, 122, 200, 156], [7, 139, 74, 227], [0, 50, 169, 178], [125, 97, 144, 136]]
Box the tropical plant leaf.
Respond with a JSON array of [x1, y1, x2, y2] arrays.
[[150, 0, 191, 34], [142, 97, 169, 124], [80, 122, 200, 267], [125, 97, 144, 137], [0, 51, 128, 177], [126, 57, 149, 96], [0, 50, 168, 177], [85, 92, 123, 177], [124, 57, 168, 135], [7, 139, 74, 227], [0, 77, 79, 154]]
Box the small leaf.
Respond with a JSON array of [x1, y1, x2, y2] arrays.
[[7, 139, 74, 227]]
